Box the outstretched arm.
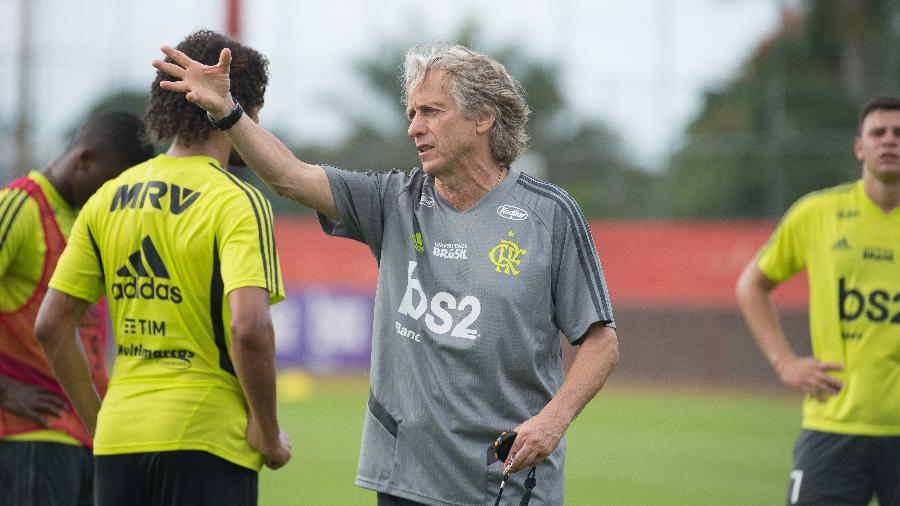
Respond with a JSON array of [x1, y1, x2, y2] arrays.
[[506, 323, 618, 473], [735, 261, 843, 401], [34, 289, 101, 436], [152, 46, 337, 219]]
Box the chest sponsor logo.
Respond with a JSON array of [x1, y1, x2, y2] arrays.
[[836, 209, 859, 219], [397, 261, 481, 340], [418, 193, 435, 208], [839, 277, 900, 325], [110, 181, 200, 214], [432, 241, 468, 260], [123, 317, 167, 336], [111, 236, 183, 304], [862, 247, 894, 263], [489, 230, 527, 276], [497, 204, 528, 221]]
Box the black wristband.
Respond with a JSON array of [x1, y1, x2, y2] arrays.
[[207, 101, 244, 131]]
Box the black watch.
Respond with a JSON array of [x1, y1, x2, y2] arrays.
[[207, 101, 244, 131]]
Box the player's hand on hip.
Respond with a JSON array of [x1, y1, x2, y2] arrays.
[[0, 376, 67, 427], [506, 412, 566, 474], [777, 356, 844, 402], [152, 45, 235, 118]]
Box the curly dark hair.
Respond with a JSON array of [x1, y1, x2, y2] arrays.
[[145, 30, 269, 146]]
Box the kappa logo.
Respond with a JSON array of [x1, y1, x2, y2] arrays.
[[111, 236, 183, 303], [489, 231, 527, 276], [497, 205, 528, 221]]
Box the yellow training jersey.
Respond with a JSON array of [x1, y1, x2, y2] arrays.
[[757, 180, 900, 436], [49, 154, 284, 469], [0, 171, 75, 312]]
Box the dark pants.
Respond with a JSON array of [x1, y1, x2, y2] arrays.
[[95, 450, 258, 506], [0, 440, 93, 506], [377, 493, 429, 505], [788, 429, 900, 505]]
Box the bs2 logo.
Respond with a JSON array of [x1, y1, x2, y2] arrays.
[[839, 278, 900, 324], [397, 261, 481, 340]]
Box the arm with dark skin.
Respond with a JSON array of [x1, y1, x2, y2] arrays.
[[505, 323, 619, 473], [229, 287, 292, 469], [34, 289, 101, 435]]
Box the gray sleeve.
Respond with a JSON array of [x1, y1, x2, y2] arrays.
[[552, 199, 616, 344], [317, 165, 405, 261]]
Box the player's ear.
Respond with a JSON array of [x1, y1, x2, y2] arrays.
[[72, 146, 95, 170], [853, 136, 864, 161], [475, 110, 495, 135]]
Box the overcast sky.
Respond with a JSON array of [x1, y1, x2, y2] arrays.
[[0, 0, 791, 177]]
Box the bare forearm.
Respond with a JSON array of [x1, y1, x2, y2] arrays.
[[35, 290, 99, 434], [41, 335, 100, 433], [735, 265, 796, 371], [542, 325, 619, 428], [232, 325, 280, 443]]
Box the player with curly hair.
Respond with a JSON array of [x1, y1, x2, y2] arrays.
[[35, 30, 290, 506]]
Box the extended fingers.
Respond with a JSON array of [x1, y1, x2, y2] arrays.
[[152, 59, 187, 79], [160, 45, 196, 68], [159, 80, 191, 94], [218, 48, 232, 71], [32, 392, 66, 415], [819, 361, 844, 372]]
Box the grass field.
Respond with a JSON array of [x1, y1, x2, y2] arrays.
[[260, 374, 800, 505]]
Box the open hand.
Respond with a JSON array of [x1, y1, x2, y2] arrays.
[[152, 45, 235, 118]]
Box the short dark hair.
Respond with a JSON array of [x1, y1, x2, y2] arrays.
[[73, 111, 154, 168], [859, 96, 900, 127], [145, 30, 269, 146]]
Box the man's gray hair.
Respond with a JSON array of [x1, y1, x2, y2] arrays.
[[402, 43, 530, 167]]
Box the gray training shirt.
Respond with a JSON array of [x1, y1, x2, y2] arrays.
[[319, 165, 615, 506]]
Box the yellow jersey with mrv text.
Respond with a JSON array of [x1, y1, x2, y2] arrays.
[[757, 180, 900, 436], [49, 154, 283, 470]]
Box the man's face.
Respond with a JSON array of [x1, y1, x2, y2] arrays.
[[855, 109, 900, 184], [406, 70, 481, 176]]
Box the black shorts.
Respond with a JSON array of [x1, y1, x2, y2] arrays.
[[95, 450, 258, 506], [787, 429, 900, 505], [377, 493, 428, 506], [0, 440, 93, 506]]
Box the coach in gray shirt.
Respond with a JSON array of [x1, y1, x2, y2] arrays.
[[154, 39, 619, 506]]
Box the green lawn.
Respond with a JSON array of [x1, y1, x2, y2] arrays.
[[260, 375, 800, 505]]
